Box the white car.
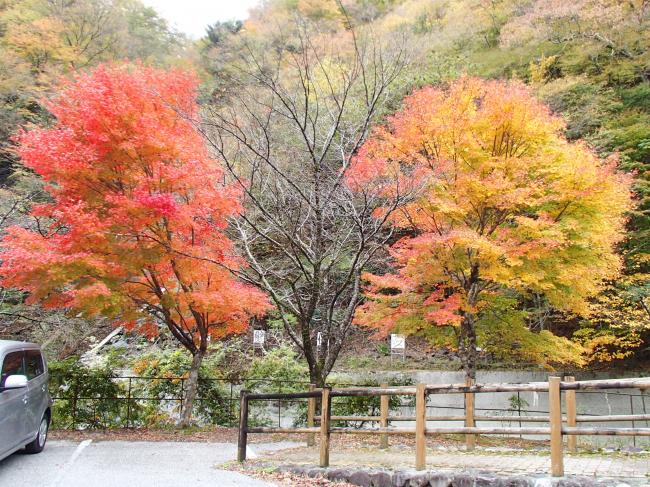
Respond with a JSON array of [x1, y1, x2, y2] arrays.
[[0, 340, 52, 461]]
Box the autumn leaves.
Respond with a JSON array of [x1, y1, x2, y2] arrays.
[[350, 77, 632, 379], [0, 65, 270, 423], [0, 65, 634, 396]]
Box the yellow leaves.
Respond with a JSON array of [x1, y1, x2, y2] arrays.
[[574, 326, 643, 363], [529, 55, 560, 85], [1, 4, 76, 79], [353, 77, 633, 360]]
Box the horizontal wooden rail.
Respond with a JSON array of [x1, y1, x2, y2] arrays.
[[331, 427, 415, 435], [242, 425, 650, 437], [242, 391, 322, 401], [238, 376, 650, 478], [331, 413, 650, 423], [331, 387, 416, 397], [331, 426, 553, 435], [423, 378, 650, 394], [563, 427, 650, 436], [248, 427, 319, 434]]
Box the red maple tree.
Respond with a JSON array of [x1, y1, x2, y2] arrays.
[[0, 64, 269, 425]]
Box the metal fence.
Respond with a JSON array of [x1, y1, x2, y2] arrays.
[[50, 376, 314, 429], [50, 375, 399, 429]]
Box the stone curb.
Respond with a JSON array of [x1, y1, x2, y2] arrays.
[[275, 465, 637, 487]]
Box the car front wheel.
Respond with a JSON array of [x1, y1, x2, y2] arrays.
[[25, 415, 49, 454]]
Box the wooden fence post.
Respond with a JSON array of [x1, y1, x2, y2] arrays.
[[415, 383, 426, 470], [237, 389, 249, 462], [307, 384, 316, 447], [319, 387, 332, 468], [565, 376, 577, 453], [549, 376, 564, 477], [380, 383, 389, 449], [465, 377, 476, 451]]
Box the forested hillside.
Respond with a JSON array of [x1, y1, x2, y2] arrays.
[[0, 0, 647, 378]]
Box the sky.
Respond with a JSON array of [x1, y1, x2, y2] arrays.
[[141, 0, 261, 39]]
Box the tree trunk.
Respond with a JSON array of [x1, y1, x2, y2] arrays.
[[308, 360, 327, 388], [179, 350, 204, 427], [458, 313, 478, 382]]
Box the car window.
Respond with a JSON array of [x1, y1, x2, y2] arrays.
[[25, 350, 44, 380], [1, 351, 25, 388]]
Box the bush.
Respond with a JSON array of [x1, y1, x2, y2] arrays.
[[131, 349, 234, 426], [245, 345, 309, 393], [49, 357, 128, 429]]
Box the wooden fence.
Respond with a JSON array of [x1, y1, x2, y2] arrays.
[[237, 376, 650, 477]]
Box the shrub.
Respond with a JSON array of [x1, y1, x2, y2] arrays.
[[48, 357, 128, 428], [131, 349, 233, 426]]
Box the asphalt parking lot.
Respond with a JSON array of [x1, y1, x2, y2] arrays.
[[0, 439, 297, 486]]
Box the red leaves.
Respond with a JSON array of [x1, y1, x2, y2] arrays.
[[1, 62, 269, 347], [423, 291, 463, 326], [134, 191, 178, 218]]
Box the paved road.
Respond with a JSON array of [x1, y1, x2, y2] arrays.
[[0, 440, 298, 486]]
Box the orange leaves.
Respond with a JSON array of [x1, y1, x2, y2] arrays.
[[353, 76, 633, 336], [0, 62, 269, 348], [423, 291, 463, 326]]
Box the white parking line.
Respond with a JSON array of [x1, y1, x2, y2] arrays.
[[49, 439, 92, 487]]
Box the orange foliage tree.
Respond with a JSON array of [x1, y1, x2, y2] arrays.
[[349, 77, 633, 380], [0, 64, 269, 425]]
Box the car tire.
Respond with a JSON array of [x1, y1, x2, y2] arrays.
[[25, 414, 49, 454]]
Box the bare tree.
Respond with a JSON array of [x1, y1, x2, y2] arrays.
[[200, 21, 413, 386]]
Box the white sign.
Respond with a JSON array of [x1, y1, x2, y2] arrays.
[[253, 330, 266, 346], [390, 334, 406, 350], [316, 332, 323, 349]]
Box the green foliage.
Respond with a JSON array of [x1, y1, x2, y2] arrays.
[[48, 357, 127, 429], [375, 342, 390, 356], [478, 296, 586, 368], [132, 350, 233, 426], [507, 393, 529, 412], [245, 344, 309, 393]]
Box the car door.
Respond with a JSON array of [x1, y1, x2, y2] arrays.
[[0, 350, 27, 459], [24, 349, 47, 438]]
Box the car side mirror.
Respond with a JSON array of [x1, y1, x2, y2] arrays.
[[3, 374, 28, 390]]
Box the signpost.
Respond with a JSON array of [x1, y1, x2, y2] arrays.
[[253, 329, 266, 351], [390, 334, 406, 362]]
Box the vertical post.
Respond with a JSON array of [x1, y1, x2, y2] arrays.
[[237, 390, 249, 462], [179, 378, 185, 420], [319, 387, 331, 468], [415, 383, 426, 470], [517, 391, 522, 440], [465, 377, 476, 451], [307, 384, 316, 447], [380, 383, 389, 449], [630, 394, 636, 448], [549, 376, 564, 477], [565, 376, 577, 453], [126, 378, 132, 428], [642, 389, 648, 427], [229, 383, 234, 427], [72, 384, 78, 429]]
